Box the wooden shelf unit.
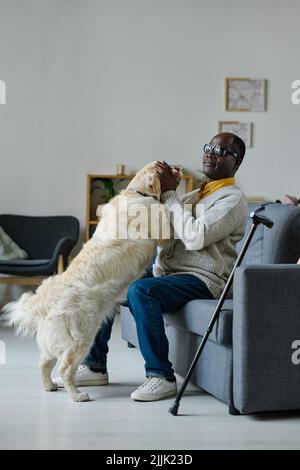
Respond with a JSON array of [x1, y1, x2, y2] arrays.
[[86, 173, 194, 241]]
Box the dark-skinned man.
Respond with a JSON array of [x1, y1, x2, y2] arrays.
[[54, 132, 248, 402]]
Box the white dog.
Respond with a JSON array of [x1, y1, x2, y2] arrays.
[[2, 162, 181, 402]]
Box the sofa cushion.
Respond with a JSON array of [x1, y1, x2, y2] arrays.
[[236, 203, 300, 265], [164, 299, 233, 346]]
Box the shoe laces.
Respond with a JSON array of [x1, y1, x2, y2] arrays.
[[139, 377, 164, 391], [138, 377, 153, 390]]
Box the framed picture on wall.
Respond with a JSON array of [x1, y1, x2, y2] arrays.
[[225, 78, 266, 111], [218, 121, 253, 148]]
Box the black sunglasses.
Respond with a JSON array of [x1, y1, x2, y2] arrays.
[[203, 143, 239, 159]]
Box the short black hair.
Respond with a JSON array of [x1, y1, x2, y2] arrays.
[[231, 134, 246, 160]]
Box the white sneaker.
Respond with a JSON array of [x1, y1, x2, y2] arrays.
[[53, 365, 109, 388], [131, 377, 177, 402]]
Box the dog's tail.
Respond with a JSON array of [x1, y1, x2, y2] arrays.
[[1, 292, 40, 337]]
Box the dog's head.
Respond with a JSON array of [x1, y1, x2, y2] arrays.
[[126, 161, 182, 200]]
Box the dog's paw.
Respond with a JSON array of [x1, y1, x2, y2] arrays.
[[74, 392, 91, 402], [44, 383, 58, 392]]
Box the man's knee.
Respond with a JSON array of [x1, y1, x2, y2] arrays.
[[127, 278, 149, 302]]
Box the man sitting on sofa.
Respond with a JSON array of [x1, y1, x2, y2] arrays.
[[54, 132, 248, 401]]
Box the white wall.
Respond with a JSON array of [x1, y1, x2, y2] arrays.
[[0, 0, 299, 237]]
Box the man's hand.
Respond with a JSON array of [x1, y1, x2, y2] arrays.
[[155, 161, 181, 194]]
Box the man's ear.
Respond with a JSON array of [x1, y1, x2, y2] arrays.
[[233, 158, 242, 173]]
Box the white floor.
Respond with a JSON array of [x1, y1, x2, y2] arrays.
[[1, 315, 300, 450]]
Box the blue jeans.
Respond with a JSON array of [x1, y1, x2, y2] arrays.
[[83, 268, 213, 379], [83, 309, 116, 371]]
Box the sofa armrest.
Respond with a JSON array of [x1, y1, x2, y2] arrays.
[[232, 264, 300, 413]]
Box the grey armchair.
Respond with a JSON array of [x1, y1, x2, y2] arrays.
[[120, 203, 300, 414], [0, 214, 79, 285]]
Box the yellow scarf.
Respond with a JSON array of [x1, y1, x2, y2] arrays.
[[199, 177, 235, 200]]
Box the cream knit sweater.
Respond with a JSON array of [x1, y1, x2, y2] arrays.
[[153, 185, 248, 298]]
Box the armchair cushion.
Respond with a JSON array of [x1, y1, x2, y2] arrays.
[[0, 259, 50, 275]]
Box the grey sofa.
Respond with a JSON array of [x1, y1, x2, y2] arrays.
[[120, 202, 300, 414]]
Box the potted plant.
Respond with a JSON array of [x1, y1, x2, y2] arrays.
[[94, 178, 117, 220]]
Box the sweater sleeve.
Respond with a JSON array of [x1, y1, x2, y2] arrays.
[[161, 190, 247, 251]]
